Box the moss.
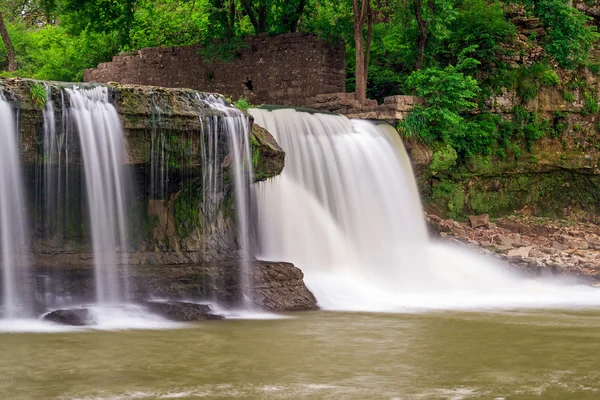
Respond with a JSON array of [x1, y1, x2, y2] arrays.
[[431, 181, 465, 219], [173, 180, 203, 238], [430, 144, 457, 174], [468, 187, 516, 215]]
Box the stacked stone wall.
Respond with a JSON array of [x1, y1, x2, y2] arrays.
[[84, 33, 346, 107]]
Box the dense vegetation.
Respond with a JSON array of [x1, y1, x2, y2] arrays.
[[1, 0, 599, 165]]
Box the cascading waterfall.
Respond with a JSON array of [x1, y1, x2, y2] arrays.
[[200, 95, 254, 306], [0, 95, 30, 318], [66, 87, 130, 304], [251, 108, 600, 311]]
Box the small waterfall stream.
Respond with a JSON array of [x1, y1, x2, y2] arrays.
[[66, 87, 130, 304], [0, 95, 30, 318]]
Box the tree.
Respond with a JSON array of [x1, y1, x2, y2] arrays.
[[353, 0, 373, 104], [239, 0, 308, 34], [0, 11, 16, 71]]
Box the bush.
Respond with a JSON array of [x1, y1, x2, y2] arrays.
[[404, 55, 480, 142], [582, 91, 599, 116], [527, 0, 599, 69], [446, 0, 516, 67]]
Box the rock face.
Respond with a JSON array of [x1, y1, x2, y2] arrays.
[[145, 301, 224, 321], [0, 78, 286, 264], [427, 213, 600, 284], [30, 261, 318, 313], [44, 308, 92, 326]]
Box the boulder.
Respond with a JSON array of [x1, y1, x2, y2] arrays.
[[44, 308, 92, 326], [469, 214, 490, 228], [145, 301, 224, 322], [507, 246, 533, 258]]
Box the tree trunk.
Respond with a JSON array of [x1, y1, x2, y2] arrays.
[[258, 0, 267, 32], [282, 0, 306, 33], [413, 0, 430, 70], [364, 2, 373, 90], [240, 0, 260, 32], [0, 12, 16, 72], [229, 0, 236, 35], [353, 0, 370, 105]]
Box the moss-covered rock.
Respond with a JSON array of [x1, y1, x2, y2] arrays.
[[250, 122, 285, 182]]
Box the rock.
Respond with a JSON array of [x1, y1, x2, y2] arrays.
[[469, 214, 490, 228], [490, 245, 514, 253], [44, 308, 92, 326], [552, 241, 569, 251], [507, 246, 533, 258], [145, 301, 224, 322], [488, 222, 497, 229], [495, 235, 515, 247], [451, 220, 463, 229]]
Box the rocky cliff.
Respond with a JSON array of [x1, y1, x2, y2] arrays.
[[1, 78, 284, 265]]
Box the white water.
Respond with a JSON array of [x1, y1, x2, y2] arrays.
[[0, 95, 30, 318], [199, 95, 254, 307], [66, 87, 129, 304], [250, 108, 600, 312]]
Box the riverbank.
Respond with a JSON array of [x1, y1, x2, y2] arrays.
[[427, 212, 600, 285]]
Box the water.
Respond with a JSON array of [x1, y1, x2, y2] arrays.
[[2, 310, 600, 399], [250, 109, 600, 311], [0, 95, 30, 318], [200, 95, 254, 307], [66, 87, 129, 304]]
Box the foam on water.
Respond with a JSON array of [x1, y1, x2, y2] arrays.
[[0, 305, 181, 333]]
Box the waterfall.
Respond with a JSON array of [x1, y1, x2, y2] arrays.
[[66, 87, 129, 304], [200, 95, 254, 307], [250, 108, 600, 311], [0, 95, 30, 318]]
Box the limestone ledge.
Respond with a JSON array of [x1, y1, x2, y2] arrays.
[[32, 261, 318, 312]]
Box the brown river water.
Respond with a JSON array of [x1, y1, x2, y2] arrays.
[[1, 309, 599, 400]]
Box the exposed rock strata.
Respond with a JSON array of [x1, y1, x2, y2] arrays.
[[31, 261, 318, 313]]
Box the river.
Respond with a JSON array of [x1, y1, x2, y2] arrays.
[[1, 309, 599, 399]]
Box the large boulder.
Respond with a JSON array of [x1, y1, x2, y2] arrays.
[[469, 214, 490, 228], [145, 301, 224, 321], [44, 308, 92, 326], [31, 261, 318, 313]]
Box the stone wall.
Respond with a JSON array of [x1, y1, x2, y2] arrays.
[[84, 33, 346, 107]]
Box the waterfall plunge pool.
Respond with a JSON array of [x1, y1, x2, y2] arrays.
[[1, 309, 600, 399]]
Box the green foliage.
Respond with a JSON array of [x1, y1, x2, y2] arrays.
[[233, 97, 250, 112], [2, 21, 118, 81], [430, 144, 458, 173], [582, 91, 599, 116], [517, 64, 560, 101], [562, 90, 575, 103], [404, 55, 480, 142], [452, 112, 500, 158], [589, 63, 600, 76], [446, 0, 515, 67], [431, 181, 465, 219], [173, 180, 202, 238], [30, 83, 47, 108], [521, 0, 599, 69]]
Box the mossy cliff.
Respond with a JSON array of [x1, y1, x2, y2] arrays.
[[408, 80, 600, 221], [0, 78, 285, 265]]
